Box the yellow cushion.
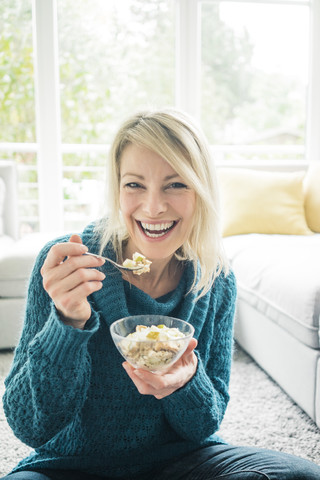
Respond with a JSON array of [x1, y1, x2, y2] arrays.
[[218, 168, 313, 237], [304, 162, 320, 232]]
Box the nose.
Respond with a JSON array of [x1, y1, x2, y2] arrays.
[[142, 190, 167, 217]]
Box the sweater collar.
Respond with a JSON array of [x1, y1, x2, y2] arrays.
[[83, 222, 211, 338]]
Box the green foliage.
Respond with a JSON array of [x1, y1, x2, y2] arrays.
[[201, 3, 306, 145], [202, 3, 254, 118], [1, 0, 306, 148], [58, 0, 175, 144], [0, 0, 35, 143]]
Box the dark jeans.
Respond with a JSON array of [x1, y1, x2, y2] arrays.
[[2, 445, 320, 480]]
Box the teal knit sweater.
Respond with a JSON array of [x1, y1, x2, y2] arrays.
[[3, 223, 237, 478]]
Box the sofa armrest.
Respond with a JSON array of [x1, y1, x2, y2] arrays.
[[0, 160, 18, 240]]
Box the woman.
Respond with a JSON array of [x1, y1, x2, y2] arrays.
[[2, 109, 320, 480]]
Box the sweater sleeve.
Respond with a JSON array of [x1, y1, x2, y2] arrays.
[[2, 241, 100, 448], [160, 272, 237, 443]]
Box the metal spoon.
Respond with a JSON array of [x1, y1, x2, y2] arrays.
[[84, 252, 145, 272]]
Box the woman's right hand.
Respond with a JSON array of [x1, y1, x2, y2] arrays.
[[40, 234, 105, 329]]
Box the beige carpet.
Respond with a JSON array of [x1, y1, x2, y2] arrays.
[[1, 344, 320, 477]]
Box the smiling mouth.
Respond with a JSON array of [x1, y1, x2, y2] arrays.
[[138, 221, 177, 238]]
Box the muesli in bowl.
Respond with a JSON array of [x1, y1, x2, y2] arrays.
[[110, 315, 194, 372]]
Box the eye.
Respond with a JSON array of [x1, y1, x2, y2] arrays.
[[166, 182, 188, 189], [124, 182, 143, 189]]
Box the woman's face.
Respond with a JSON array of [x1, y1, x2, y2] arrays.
[[119, 143, 196, 261]]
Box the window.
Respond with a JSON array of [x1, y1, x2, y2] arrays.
[[201, 1, 310, 163], [0, 0, 35, 144], [0, 0, 39, 235], [0, 0, 318, 236], [58, 0, 175, 144], [57, 0, 175, 231]]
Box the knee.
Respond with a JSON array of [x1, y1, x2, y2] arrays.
[[215, 472, 270, 479], [257, 449, 320, 480]]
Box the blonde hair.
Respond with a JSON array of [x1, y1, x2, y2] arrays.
[[96, 108, 229, 298]]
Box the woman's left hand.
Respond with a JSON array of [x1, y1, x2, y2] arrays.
[[122, 338, 198, 399]]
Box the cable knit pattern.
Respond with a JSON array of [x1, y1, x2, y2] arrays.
[[3, 223, 237, 478]]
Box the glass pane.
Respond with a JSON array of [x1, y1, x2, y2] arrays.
[[58, 0, 175, 144], [0, 0, 35, 142], [62, 152, 106, 231], [17, 153, 39, 236], [201, 2, 310, 156], [0, 153, 39, 236]]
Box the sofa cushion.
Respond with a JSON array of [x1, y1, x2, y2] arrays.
[[0, 235, 14, 251], [218, 168, 312, 237], [224, 233, 320, 349], [304, 162, 320, 233], [0, 232, 54, 297]]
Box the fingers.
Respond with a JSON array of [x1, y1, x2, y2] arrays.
[[41, 241, 88, 270], [40, 234, 106, 324], [128, 366, 177, 393], [122, 363, 152, 393], [185, 337, 198, 357], [44, 266, 105, 300], [42, 252, 105, 301], [41, 232, 105, 280], [69, 234, 83, 244], [122, 336, 198, 398], [42, 252, 104, 286], [122, 364, 178, 399], [56, 278, 104, 316]]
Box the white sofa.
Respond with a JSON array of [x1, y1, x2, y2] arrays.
[[224, 233, 320, 429], [219, 165, 320, 428], [0, 162, 55, 349]]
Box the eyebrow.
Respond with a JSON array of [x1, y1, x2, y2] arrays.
[[121, 173, 180, 181]]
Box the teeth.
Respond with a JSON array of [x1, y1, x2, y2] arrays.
[[141, 221, 174, 231], [145, 231, 167, 238], [139, 221, 175, 238]]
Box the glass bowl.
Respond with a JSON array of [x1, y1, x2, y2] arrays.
[[110, 315, 195, 373]]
